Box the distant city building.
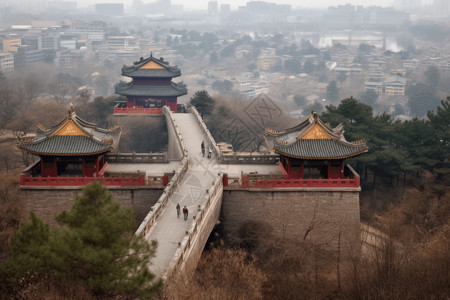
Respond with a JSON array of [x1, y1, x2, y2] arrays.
[[365, 81, 383, 95], [47, 1, 77, 11], [208, 1, 218, 16], [107, 36, 138, 49], [394, 0, 421, 11], [0, 53, 14, 72], [367, 68, 384, 80], [258, 49, 281, 71], [69, 20, 106, 42], [236, 1, 292, 24], [384, 76, 407, 95], [58, 50, 72, 68], [95, 3, 124, 16], [133, 0, 173, 16], [220, 4, 231, 23], [434, 0, 449, 16], [323, 4, 363, 27], [376, 9, 410, 25], [14, 45, 45, 69], [2, 37, 21, 53], [334, 65, 363, 76]]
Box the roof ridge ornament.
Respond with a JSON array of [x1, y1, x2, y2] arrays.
[[68, 103, 74, 116], [312, 111, 319, 123], [37, 123, 47, 131], [352, 139, 366, 145]]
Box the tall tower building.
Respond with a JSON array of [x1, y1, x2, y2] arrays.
[[208, 1, 219, 24], [394, 0, 421, 10], [434, 0, 449, 16], [208, 1, 218, 16]]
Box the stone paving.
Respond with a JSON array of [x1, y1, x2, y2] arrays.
[[104, 112, 283, 277], [146, 113, 219, 277]]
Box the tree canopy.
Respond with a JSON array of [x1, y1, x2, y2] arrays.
[[190, 90, 216, 116], [321, 97, 450, 187], [406, 83, 441, 118], [424, 65, 440, 88], [0, 182, 161, 298], [326, 80, 339, 103]]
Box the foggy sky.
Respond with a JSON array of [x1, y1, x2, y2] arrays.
[[71, 0, 435, 11]]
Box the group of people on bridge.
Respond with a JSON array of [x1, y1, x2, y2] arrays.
[[176, 203, 189, 221], [201, 141, 212, 159]]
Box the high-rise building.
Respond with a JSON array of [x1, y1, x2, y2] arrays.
[[434, 0, 449, 16], [220, 4, 231, 23], [95, 3, 124, 16], [208, 1, 219, 17], [394, 0, 421, 10]]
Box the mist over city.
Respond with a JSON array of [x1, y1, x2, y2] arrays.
[[0, 0, 448, 299]]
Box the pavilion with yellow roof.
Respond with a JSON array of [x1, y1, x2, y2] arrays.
[[18, 105, 121, 178], [114, 54, 187, 114], [264, 111, 368, 179]]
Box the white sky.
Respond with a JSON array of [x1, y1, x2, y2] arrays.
[[81, 0, 435, 11], [177, 0, 395, 10]]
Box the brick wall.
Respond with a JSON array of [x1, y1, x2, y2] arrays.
[[221, 190, 360, 251], [20, 188, 163, 228]]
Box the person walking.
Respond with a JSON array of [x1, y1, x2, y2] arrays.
[[201, 141, 205, 157], [176, 203, 180, 218], [183, 206, 189, 221], [207, 147, 212, 159]]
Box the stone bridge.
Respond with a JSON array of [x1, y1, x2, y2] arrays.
[[20, 105, 363, 281], [130, 106, 362, 280], [133, 107, 284, 279]]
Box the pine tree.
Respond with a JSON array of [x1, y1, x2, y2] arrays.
[[1, 182, 162, 298], [190, 90, 215, 117], [3, 212, 51, 277]]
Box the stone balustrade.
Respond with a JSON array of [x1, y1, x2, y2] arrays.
[[164, 174, 223, 279], [135, 156, 190, 239], [188, 106, 222, 160], [105, 152, 168, 163], [164, 106, 189, 160]]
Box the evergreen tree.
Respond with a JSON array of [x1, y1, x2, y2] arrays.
[[407, 83, 441, 118], [302, 60, 315, 74], [1, 182, 161, 298], [284, 58, 302, 74], [2, 212, 51, 278], [294, 95, 306, 107], [359, 89, 378, 106], [210, 51, 219, 64], [326, 80, 339, 103], [190, 90, 215, 116], [424, 65, 440, 88]]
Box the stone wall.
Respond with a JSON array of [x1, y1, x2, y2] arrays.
[[166, 176, 223, 279], [221, 189, 360, 252], [20, 188, 163, 228], [164, 107, 184, 160]]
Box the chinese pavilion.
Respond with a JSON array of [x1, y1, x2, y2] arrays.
[[18, 105, 121, 178], [114, 54, 187, 114], [264, 111, 368, 179]]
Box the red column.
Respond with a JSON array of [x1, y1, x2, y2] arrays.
[[300, 160, 304, 178], [96, 156, 100, 176], [40, 159, 44, 176], [287, 159, 292, 176], [82, 159, 86, 176], [327, 160, 332, 179], [223, 174, 228, 186], [340, 160, 345, 179]]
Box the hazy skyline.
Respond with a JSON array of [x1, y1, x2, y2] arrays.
[[69, 0, 434, 11], [172, 0, 395, 10]]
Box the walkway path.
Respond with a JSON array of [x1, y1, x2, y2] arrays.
[[146, 113, 220, 277]]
